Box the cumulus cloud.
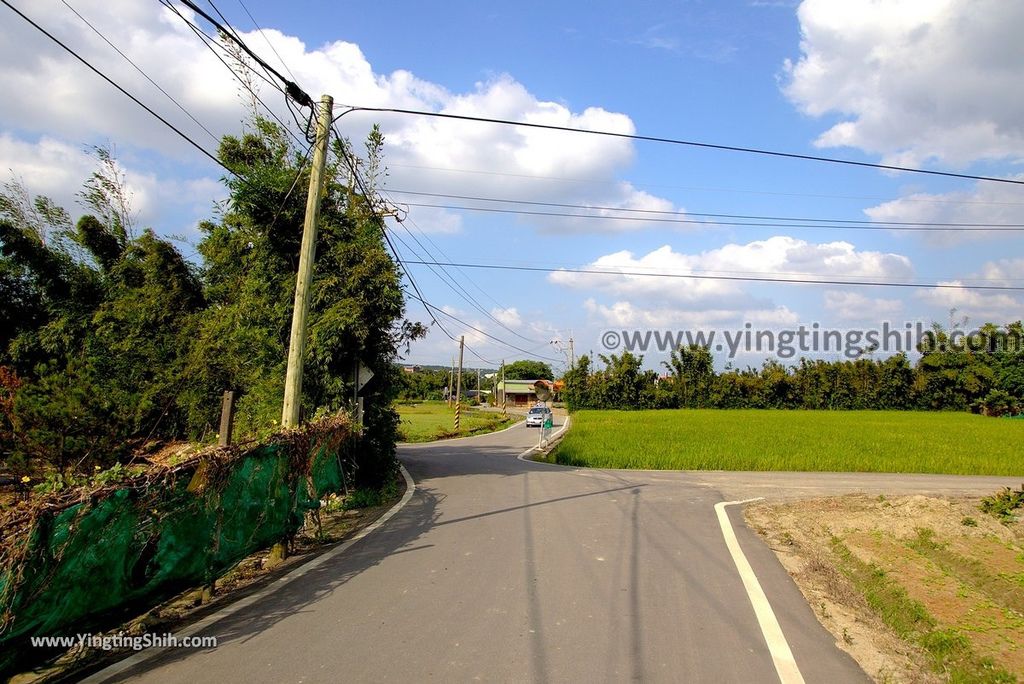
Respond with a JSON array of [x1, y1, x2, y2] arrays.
[[784, 0, 1024, 167], [560, 236, 912, 337], [916, 258, 1024, 322], [863, 174, 1024, 245], [0, 1, 678, 234], [583, 298, 799, 329], [550, 236, 914, 308], [490, 307, 522, 328], [0, 134, 220, 241], [823, 290, 902, 321]]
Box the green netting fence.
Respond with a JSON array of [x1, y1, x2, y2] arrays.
[[0, 414, 356, 677]]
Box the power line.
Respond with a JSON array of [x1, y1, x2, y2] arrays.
[[396, 201, 1024, 233], [393, 206, 547, 342], [178, 0, 313, 109], [386, 162, 1024, 207], [401, 259, 1024, 292], [266, 143, 314, 232], [60, 0, 220, 145], [403, 253, 1023, 284], [381, 197, 547, 345], [336, 105, 1024, 187], [332, 124, 556, 365], [2, 0, 231, 174], [234, 0, 297, 83], [330, 124, 465, 356], [387, 222, 546, 345], [405, 289, 562, 364], [388, 189, 1024, 230], [160, 0, 306, 150]]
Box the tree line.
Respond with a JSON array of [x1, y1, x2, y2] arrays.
[[396, 360, 554, 401], [0, 120, 420, 486], [563, 324, 1024, 415]]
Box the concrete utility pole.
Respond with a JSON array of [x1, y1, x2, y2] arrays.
[[477, 368, 481, 404], [568, 332, 575, 367], [281, 94, 333, 429], [454, 336, 464, 430]]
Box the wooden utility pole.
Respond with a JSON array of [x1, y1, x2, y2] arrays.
[[501, 359, 506, 417], [454, 336, 464, 430], [282, 94, 333, 429], [448, 358, 454, 407]]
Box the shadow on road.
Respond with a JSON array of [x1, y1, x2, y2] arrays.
[[102, 485, 443, 681]]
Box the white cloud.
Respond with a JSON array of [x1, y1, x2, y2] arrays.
[[0, 1, 678, 234], [784, 0, 1024, 167], [864, 175, 1024, 245], [550, 236, 914, 308], [490, 307, 522, 327], [583, 298, 799, 329], [392, 205, 462, 235], [823, 290, 902, 321], [0, 134, 221, 240], [916, 258, 1024, 322]]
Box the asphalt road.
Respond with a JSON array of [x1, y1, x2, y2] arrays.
[[91, 419, 1021, 683]]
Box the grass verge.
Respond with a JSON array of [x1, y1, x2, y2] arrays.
[[830, 536, 1015, 683], [552, 409, 1024, 474], [396, 401, 515, 443]]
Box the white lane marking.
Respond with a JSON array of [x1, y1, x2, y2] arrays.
[[82, 465, 418, 683], [715, 498, 805, 684], [516, 415, 571, 463], [399, 419, 526, 448]]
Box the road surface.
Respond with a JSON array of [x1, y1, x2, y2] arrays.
[[90, 419, 1020, 683]]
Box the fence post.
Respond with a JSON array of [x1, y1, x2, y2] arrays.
[[218, 390, 236, 447]]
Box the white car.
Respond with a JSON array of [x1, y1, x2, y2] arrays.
[[526, 406, 552, 427]]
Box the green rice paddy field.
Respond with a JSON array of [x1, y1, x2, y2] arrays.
[[396, 401, 514, 442], [551, 410, 1024, 475]]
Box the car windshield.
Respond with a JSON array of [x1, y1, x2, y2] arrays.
[[529, 408, 545, 414]]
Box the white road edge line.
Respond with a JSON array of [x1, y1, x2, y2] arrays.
[[516, 415, 572, 463], [715, 498, 805, 684], [81, 464, 418, 684]]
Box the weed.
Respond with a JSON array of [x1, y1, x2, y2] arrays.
[[979, 486, 1024, 523], [831, 537, 1017, 683], [962, 516, 978, 527], [342, 477, 402, 510]]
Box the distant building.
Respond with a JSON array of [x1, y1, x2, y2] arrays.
[[495, 379, 562, 406], [402, 365, 422, 374]]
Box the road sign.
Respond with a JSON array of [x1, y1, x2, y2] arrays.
[[355, 361, 374, 394]]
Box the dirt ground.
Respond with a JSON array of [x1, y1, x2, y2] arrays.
[[747, 494, 1024, 683]]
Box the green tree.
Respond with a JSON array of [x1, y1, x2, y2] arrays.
[[662, 344, 714, 407], [503, 359, 553, 380]]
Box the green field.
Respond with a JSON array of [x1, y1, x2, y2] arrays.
[[550, 409, 1024, 475], [396, 401, 515, 443]]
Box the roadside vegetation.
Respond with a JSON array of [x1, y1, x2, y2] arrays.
[[551, 409, 1024, 475], [397, 401, 515, 442], [748, 495, 1024, 683], [0, 119, 422, 490]]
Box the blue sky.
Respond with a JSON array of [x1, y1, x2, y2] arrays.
[[1, 0, 1022, 372]]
